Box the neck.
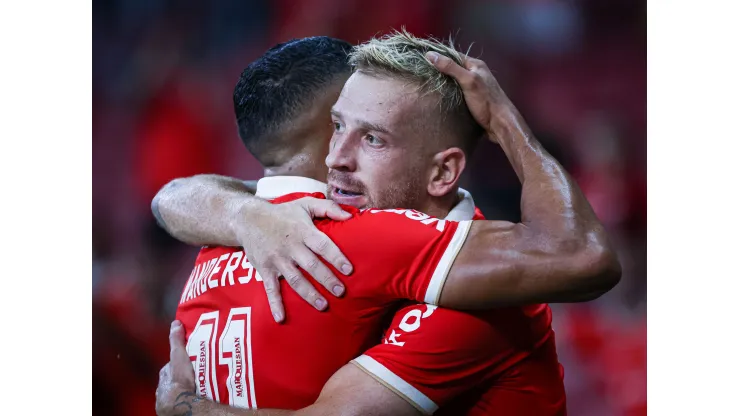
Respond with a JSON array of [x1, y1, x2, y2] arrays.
[[263, 154, 326, 182], [417, 189, 460, 219], [263, 166, 315, 179]]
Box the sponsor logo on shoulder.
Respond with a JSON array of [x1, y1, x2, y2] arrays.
[[369, 209, 447, 232]]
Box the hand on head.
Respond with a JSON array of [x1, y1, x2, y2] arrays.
[[425, 51, 513, 142]]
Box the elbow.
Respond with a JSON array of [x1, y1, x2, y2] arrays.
[[151, 178, 186, 231], [151, 191, 167, 230], [546, 226, 622, 302], [574, 243, 622, 301]]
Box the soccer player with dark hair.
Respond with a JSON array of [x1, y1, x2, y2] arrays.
[[233, 37, 353, 177]]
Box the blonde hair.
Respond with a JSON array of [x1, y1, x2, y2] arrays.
[[348, 29, 469, 113], [348, 29, 482, 153]]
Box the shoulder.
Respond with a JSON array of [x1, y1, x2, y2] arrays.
[[381, 304, 504, 352], [379, 304, 554, 358], [321, 208, 466, 236]]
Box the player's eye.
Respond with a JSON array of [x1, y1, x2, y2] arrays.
[[365, 134, 383, 146], [332, 121, 343, 132]]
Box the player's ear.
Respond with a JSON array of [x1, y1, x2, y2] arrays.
[[427, 147, 466, 198]]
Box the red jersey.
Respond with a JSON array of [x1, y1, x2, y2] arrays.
[[175, 191, 473, 409], [353, 304, 566, 415], [351, 209, 566, 415]]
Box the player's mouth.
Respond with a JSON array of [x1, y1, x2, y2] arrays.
[[330, 186, 367, 208]]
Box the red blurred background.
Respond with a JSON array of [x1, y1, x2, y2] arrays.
[[92, 1, 646, 414]]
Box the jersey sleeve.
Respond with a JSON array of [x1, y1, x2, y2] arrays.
[[349, 304, 503, 415], [320, 209, 473, 305]]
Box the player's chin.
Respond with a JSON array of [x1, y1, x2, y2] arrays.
[[330, 188, 368, 208]]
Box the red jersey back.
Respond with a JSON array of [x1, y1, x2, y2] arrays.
[[174, 192, 473, 409]]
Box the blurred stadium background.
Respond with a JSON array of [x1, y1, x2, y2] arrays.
[[92, 0, 646, 414]]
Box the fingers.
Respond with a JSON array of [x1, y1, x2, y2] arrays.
[[169, 321, 188, 362], [303, 230, 353, 276], [461, 55, 486, 71], [278, 260, 328, 312], [169, 321, 196, 388], [426, 51, 492, 91], [304, 198, 352, 221], [431, 49, 486, 71], [426, 51, 475, 84], [292, 245, 345, 297], [260, 270, 286, 323], [292, 198, 354, 275]]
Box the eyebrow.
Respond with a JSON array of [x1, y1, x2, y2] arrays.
[[331, 108, 393, 136]]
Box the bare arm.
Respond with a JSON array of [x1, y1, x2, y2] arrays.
[[157, 322, 420, 416], [427, 52, 621, 309], [152, 174, 259, 247], [152, 174, 354, 322], [163, 365, 418, 416]]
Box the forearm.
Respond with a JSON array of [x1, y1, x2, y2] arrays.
[[152, 174, 263, 246], [158, 366, 418, 416], [171, 390, 380, 416], [495, 107, 618, 293], [188, 401, 348, 416], [169, 391, 293, 416], [441, 107, 620, 308], [192, 402, 292, 416], [490, 106, 603, 244]]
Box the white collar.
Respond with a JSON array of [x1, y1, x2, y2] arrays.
[[255, 176, 476, 220], [255, 176, 327, 199], [446, 188, 477, 221]]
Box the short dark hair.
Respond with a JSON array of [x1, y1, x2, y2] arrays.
[[233, 37, 353, 165]]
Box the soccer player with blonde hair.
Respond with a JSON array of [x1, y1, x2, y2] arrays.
[[155, 31, 618, 416]]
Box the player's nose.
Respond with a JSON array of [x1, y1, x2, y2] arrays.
[[326, 135, 357, 172]]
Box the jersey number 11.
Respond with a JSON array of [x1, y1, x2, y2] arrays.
[[185, 307, 258, 408]]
